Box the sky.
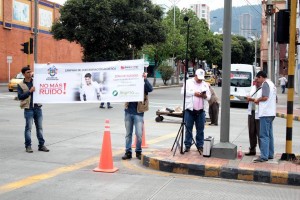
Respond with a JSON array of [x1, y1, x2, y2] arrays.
[[48, 0, 262, 11]]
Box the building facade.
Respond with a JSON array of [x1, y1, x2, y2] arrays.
[[190, 3, 210, 27], [0, 0, 82, 83], [239, 13, 252, 38]]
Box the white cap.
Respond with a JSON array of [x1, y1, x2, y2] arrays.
[[195, 69, 205, 80]]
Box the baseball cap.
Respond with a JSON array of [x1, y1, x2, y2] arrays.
[[195, 69, 205, 80]]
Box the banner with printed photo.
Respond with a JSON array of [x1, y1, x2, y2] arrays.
[[33, 59, 145, 103]]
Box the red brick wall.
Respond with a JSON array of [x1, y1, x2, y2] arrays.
[[0, 0, 82, 83]]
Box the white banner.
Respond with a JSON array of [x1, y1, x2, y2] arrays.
[[33, 59, 145, 103]]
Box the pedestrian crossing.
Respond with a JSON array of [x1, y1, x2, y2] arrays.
[[0, 93, 17, 99]]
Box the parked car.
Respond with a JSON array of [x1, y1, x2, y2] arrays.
[[8, 72, 24, 92]]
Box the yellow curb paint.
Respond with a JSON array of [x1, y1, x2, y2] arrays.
[[149, 158, 160, 170], [238, 174, 254, 181], [205, 164, 220, 177], [271, 171, 288, 185], [173, 167, 189, 174]]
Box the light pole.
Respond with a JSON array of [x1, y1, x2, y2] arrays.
[[168, 0, 181, 84]]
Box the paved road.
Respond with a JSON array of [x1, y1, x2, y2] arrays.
[[0, 84, 300, 199]]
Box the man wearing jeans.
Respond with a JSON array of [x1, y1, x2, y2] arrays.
[[253, 71, 276, 162], [182, 69, 211, 154], [17, 66, 49, 153], [122, 73, 153, 160]]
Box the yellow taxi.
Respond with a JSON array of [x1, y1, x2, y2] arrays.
[[8, 72, 24, 92], [204, 74, 216, 86]]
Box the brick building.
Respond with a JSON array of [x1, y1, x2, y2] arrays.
[[0, 0, 82, 83]]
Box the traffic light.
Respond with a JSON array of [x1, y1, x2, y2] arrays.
[[275, 9, 290, 44], [21, 42, 29, 54], [29, 38, 33, 54]]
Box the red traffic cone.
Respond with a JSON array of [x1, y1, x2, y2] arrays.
[[93, 119, 118, 173], [132, 122, 148, 148]]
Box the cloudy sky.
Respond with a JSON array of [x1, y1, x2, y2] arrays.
[[49, 0, 262, 11]]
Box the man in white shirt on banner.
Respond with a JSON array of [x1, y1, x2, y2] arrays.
[[80, 73, 101, 101]]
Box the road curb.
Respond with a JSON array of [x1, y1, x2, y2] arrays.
[[276, 112, 300, 121], [141, 154, 300, 186]]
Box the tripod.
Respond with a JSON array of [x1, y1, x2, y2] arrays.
[[171, 16, 202, 156]]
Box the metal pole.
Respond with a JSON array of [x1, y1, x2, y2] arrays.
[[281, 0, 297, 161], [211, 0, 237, 160], [267, 0, 274, 81], [254, 34, 257, 67], [34, 0, 38, 63]]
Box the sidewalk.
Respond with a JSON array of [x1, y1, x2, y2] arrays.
[[146, 80, 300, 186], [142, 149, 300, 186]]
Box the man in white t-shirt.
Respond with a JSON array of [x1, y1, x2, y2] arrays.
[[278, 74, 288, 94], [253, 71, 277, 163]]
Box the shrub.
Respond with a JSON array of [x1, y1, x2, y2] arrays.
[[157, 65, 174, 85]]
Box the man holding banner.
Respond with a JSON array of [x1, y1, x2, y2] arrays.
[[122, 72, 153, 160]]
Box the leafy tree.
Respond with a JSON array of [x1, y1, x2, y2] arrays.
[[157, 64, 174, 85], [51, 0, 166, 61]]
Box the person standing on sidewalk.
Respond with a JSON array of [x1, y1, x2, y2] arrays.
[[182, 69, 211, 153], [278, 74, 288, 94], [208, 84, 219, 126], [253, 71, 277, 162], [245, 77, 262, 156], [17, 66, 49, 153], [122, 72, 153, 160]]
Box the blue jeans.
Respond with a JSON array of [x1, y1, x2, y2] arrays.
[[184, 109, 206, 148], [124, 112, 143, 153], [24, 108, 45, 148], [259, 116, 275, 160]]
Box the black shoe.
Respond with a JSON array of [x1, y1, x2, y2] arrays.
[[99, 106, 105, 109], [184, 147, 190, 152], [122, 152, 132, 160], [253, 157, 267, 163], [107, 106, 113, 109], [136, 152, 142, 160], [38, 145, 49, 152], [26, 146, 33, 153], [245, 152, 256, 156]]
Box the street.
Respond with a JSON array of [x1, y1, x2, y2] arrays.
[[0, 85, 300, 199]]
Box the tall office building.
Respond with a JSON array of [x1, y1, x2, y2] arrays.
[[239, 13, 252, 38], [190, 3, 210, 28]]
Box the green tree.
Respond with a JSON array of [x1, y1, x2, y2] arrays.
[[157, 64, 174, 85], [51, 0, 166, 61]]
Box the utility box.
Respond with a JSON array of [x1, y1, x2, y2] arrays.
[[203, 136, 214, 157]]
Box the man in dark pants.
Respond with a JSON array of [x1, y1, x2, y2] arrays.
[[17, 66, 49, 153], [245, 78, 261, 156], [122, 72, 153, 160], [182, 69, 211, 153]]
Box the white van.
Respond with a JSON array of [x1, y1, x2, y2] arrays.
[[230, 64, 256, 104]]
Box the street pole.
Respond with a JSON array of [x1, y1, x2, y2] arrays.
[[266, 0, 275, 82], [254, 33, 257, 67], [34, 0, 38, 63], [211, 0, 237, 160], [281, 0, 297, 161]]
